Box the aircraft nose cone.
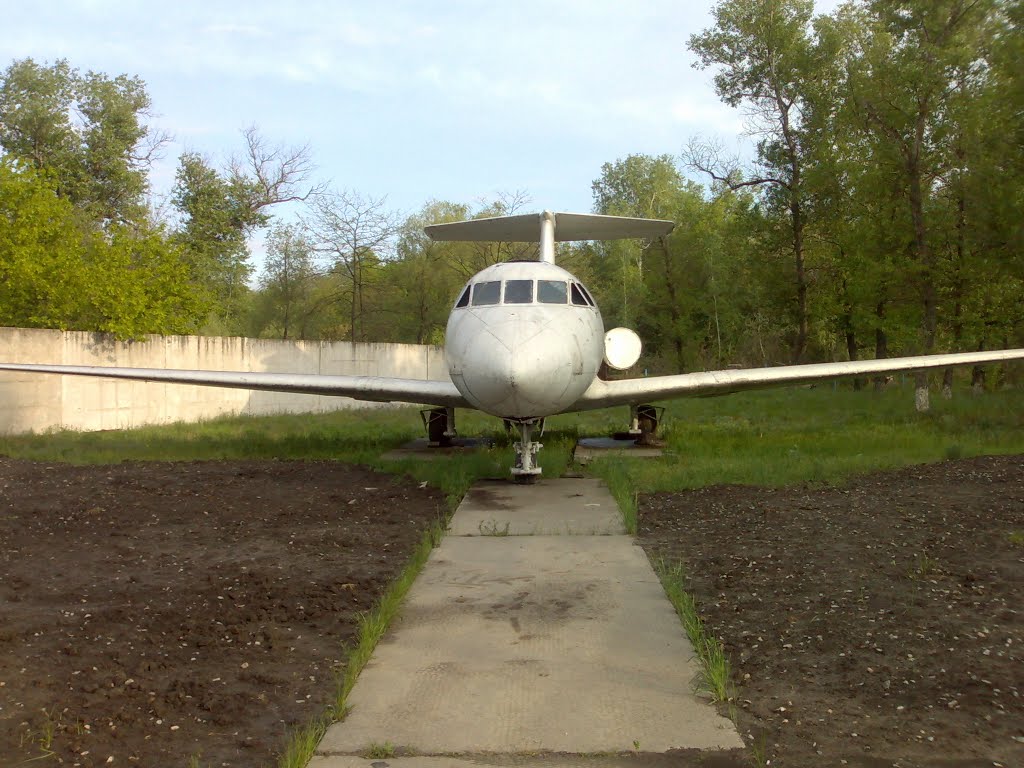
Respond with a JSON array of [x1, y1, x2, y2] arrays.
[[455, 320, 581, 418]]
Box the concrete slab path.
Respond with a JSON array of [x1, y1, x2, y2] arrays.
[[314, 478, 743, 763]]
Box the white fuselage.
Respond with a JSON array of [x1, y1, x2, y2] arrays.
[[444, 261, 604, 420]]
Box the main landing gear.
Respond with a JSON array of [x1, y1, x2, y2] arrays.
[[509, 418, 544, 483], [421, 407, 457, 446], [617, 403, 662, 446]]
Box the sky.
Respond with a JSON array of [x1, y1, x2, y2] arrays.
[[2, 0, 841, 231]]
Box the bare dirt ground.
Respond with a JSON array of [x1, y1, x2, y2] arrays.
[[0, 459, 445, 767], [1, 455, 1021, 767], [639, 454, 1023, 768]]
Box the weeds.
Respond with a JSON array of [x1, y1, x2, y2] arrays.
[[366, 742, 396, 759], [18, 707, 60, 762], [654, 558, 734, 703], [749, 729, 770, 767], [478, 519, 511, 536], [907, 552, 940, 580], [1008, 531, 1024, 547]]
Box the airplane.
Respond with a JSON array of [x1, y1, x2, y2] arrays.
[[2, 210, 1023, 481]]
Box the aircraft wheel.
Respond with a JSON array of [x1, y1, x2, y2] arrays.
[[636, 405, 660, 445]]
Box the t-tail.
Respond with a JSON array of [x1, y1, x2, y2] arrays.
[[423, 211, 675, 264]]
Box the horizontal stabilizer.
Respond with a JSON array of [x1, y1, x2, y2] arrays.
[[425, 211, 674, 243]]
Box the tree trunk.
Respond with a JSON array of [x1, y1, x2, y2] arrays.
[[941, 368, 953, 400], [971, 339, 986, 394], [908, 113, 936, 413], [971, 365, 985, 394], [656, 239, 686, 373], [840, 278, 861, 390], [873, 302, 889, 392], [790, 188, 808, 364]]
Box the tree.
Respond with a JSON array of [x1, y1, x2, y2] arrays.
[[591, 155, 682, 331], [0, 58, 164, 227], [687, 0, 824, 363], [0, 158, 203, 337], [842, 0, 1002, 410], [253, 223, 319, 339], [382, 201, 475, 344], [171, 127, 322, 332], [0, 159, 87, 327], [305, 190, 399, 342]]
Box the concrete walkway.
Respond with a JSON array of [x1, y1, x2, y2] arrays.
[[312, 478, 743, 766]]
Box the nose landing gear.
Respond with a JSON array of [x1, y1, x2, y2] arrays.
[[510, 419, 544, 483]]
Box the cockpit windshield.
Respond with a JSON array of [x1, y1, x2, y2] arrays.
[[457, 279, 594, 308], [471, 281, 501, 306], [504, 279, 533, 304], [538, 280, 567, 304]]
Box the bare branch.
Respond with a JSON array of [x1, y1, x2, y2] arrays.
[[682, 136, 788, 192], [239, 125, 327, 210]]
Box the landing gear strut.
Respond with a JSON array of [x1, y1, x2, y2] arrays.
[[510, 418, 544, 483], [626, 404, 662, 446], [421, 407, 457, 446]]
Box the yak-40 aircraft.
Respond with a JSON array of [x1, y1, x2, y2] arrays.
[[3, 211, 1023, 480]]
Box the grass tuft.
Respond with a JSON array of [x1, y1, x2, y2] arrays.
[[478, 519, 511, 536], [653, 558, 734, 703], [365, 742, 396, 759], [906, 552, 940, 580]]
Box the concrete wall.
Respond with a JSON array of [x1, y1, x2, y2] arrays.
[[0, 327, 447, 435]]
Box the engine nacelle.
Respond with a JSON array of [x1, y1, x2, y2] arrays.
[[603, 327, 642, 370]]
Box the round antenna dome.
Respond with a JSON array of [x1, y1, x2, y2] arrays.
[[603, 327, 642, 370]]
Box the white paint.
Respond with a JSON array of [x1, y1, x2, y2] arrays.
[[603, 327, 642, 370], [444, 261, 603, 419]]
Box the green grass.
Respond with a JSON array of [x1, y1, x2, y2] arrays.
[[365, 742, 396, 759], [569, 385, 1024, 532], [906, 551, 940, 580], [654, 558, 734, 703]]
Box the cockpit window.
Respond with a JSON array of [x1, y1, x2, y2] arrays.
[[570, 283, 590, 306], [504, 279, 533, 304], [577, 283, 596, 306], [455, 285, 470, 308], [471, 280, 501, 306], [537, 280, 567, 304]]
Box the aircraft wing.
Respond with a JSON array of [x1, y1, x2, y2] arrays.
[[0, 364, 471, 408], [569, 349, 1024, 411]]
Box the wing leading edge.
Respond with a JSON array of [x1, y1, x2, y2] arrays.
[[569, 349, 1024, 411], [0, 364, 470, 408]]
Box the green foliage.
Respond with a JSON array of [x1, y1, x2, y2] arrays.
[[0, 159, 204, 337], [170, 152, 265, 329], [0, 57, 154, 226], [2, 28, 1021, 359]]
